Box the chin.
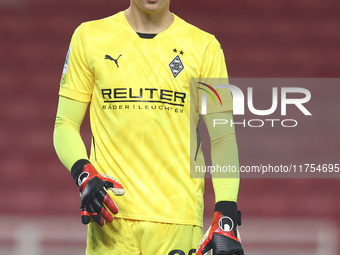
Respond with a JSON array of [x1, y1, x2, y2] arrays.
[[138, 0, 169, 13]]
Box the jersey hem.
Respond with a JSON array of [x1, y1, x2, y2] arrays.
[[114, 215, 203, 228]]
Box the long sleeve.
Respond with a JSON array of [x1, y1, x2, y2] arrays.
[[202, 111, 240, 203], [53, 96, 89, 171]]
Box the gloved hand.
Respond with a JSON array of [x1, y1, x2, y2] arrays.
[[196, 201, 244, 255], [71, 159, 125, 226]]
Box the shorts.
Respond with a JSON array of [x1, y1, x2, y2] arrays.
[[85, 218, 203, 255]]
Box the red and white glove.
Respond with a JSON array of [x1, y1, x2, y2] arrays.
[[71, 159, 125, 226], [196, 201, 244, 255]]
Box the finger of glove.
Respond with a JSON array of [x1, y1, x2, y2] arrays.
[[236, 228, 241, 243], [196, 227, 212, 255], [101, 175, 125, 196], [109, 186, 125, 196], [201, 241, 213, 255], [197, 240, 213, 255], [95, 188, 119, 215], [80, 204, 91, 225], [103, 193, 119, 215], [104, 180, 125, 196], [88, 203, 104, 226], [91, 196, 114, 223]]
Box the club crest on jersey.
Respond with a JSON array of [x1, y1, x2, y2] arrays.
[[78, 172, 89, 186], [218, 216, 234, 232], [169, 55, 184, 78]]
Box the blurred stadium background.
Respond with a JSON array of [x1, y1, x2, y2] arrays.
[[0, 0, 339, 254]]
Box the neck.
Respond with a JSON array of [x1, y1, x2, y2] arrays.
[[125, 3, 173, 34]]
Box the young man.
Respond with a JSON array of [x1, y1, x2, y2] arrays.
[[53, 0, 244, 254]]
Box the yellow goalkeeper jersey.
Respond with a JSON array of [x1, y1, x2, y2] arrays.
[[59, 11, 232, 227]]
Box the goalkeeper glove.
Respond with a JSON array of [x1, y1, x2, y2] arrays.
[[71, 159, 125, 226], [196, 201, 244, 255]]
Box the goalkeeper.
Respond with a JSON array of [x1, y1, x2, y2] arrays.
[[53, 0, 244, 254]]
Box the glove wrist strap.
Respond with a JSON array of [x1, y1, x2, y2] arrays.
[[215, 201, 241, 226], [215, 201, 237, 215], [70, 159, 91, 187]]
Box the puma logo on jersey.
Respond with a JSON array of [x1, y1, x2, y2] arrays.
[[105, 54, 122, 68]]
